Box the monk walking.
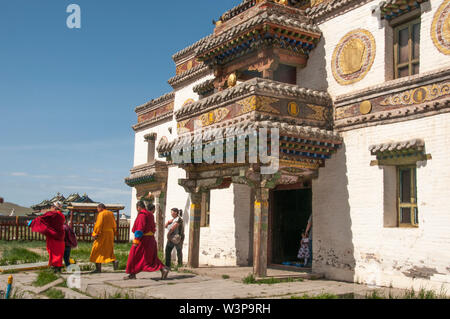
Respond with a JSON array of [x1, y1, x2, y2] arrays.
[[124, 201, 169, 280], [90, 203, 118, 273], [28, 202, 65, 273]]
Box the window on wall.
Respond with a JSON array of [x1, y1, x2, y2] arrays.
[[398, 166, 418, 227], [273, 64, 297, 85], [394, 17, 420, 79], [200, 191, 210, 227]]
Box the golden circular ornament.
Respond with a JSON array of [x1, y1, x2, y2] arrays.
[[182, 98, 195, 107], [331, 29, 376, 86], [227, 73, 237, 87], [431, 0, 450, 55], [359, 100, 372, 115]]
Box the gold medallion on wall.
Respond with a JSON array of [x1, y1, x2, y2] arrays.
[[182, 98, 195, 107], [432, 0, 450, 55], [331, 29, 376, 85], [287, 102, 300, 116]]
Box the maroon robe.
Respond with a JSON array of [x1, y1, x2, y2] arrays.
[[126, 209, 164, 274], [30, 210, 65, 267]]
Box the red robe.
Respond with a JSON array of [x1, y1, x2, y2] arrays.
[[126, 209, 164, 274], [30, 210, 65, 267]]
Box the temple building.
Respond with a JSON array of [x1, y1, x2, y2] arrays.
[[126, 0, 450, 291], [31, 193, 95, 213]]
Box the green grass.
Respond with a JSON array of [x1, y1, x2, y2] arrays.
[[222, 274, 230, 279], [0, 240, 46, 249], [45, 288, 65, 299], [0, 241, 133, 264], [242, 274, 304, 285], [32, 269, 60, 287], [401, 288, 447, 299], [0, 247, 47, 266], [105, 291, 135, 299], [364, 288, 448, 299], [79, 264, 95, 272], [365, 290, 385, 299], [114, 252, 129, 271]]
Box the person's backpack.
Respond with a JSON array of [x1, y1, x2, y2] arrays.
[[178, 217, 185, 239]]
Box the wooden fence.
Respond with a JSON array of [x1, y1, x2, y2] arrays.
[[0, 216, 130, 243]]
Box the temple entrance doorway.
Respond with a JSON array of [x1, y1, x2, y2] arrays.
[[269, 186, 312, 266]]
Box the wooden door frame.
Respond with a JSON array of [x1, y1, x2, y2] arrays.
[[268, 181, 312, 265]]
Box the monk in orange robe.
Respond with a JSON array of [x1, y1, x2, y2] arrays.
[[28, 202, 65, 272], [89, 203, 118, 273]]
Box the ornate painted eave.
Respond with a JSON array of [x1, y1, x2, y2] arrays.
[[158, 117, 342, 159], [369, 138, 432, 166], [132, 111, 173, 132], [172, 34, 214, 63], [167, 64, 212, 89], [306, 0, 372, 22], [369, 138, 424, 155], [216, 0, 258, 25], [175, 78, 331, 121], [125, 161, 168, 187], [197, 9, 321, 66], [379, 0, 428, 20], [334, 68, 450, 131], [133, 92, 175, 132], [134, 92, 174, 114], [216, 0, 310, 26], [193, 78, 216, 97]]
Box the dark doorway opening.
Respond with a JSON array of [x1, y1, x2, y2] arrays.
[[269, 188, 312, 265]]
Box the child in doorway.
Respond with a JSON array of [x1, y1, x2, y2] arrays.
[[297, 231, 310, 267]]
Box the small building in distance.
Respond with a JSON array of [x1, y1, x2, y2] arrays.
[[31, 193, 94, 214]]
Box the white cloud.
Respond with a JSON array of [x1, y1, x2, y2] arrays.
[[10, 172, 28, 177]]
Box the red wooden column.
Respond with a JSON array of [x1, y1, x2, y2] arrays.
[[188, 192, 202, 268], [15, 216, 19, 241], [253, 187, 270, 278]]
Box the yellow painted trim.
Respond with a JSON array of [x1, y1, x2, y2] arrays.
[[431, 0, 450, 55]]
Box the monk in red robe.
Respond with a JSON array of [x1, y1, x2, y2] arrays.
[[28, 202, 65, 272], [124, 201, 169, 280]]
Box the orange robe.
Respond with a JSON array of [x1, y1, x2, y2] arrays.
[[90, 209, 117, 263]]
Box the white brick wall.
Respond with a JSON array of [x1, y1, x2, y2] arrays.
[[133, 121, 174, 167], [314, 112, 450, 291], [299, 0, 450, 96]]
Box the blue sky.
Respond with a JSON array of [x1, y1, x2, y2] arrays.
[[0, 0, 240, 215]]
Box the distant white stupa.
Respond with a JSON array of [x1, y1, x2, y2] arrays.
[[120, 212, 127, 220]]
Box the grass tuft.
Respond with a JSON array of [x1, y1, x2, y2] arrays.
[[45, 288, 65, 299], [242, 273, 303, 285], [33, 269, 59, 287]]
